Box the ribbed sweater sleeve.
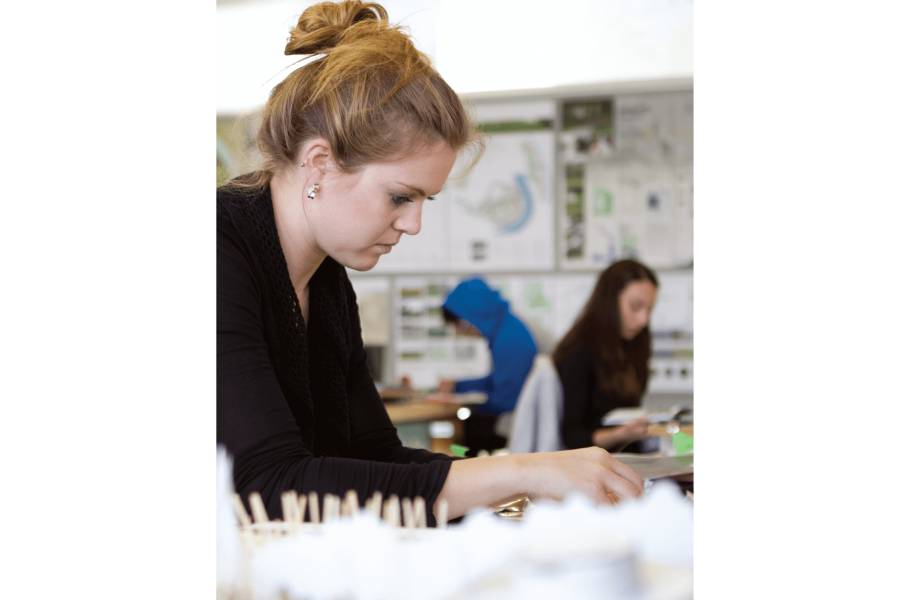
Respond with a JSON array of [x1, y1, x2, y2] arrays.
[[217, 216, 455, 524]]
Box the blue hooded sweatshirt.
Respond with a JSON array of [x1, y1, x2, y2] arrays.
[[442, 278, 538, 416]]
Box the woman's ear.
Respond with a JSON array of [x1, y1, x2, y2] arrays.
[[301, 138, 333, 176]]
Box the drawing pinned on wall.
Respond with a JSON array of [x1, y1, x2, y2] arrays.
[[561, 91, 692, 271], [589, 219, 619, 265], [373, 125, 554, 273], [593, 186, 614, 216], [369, 192, 451, 273], [522, 280, 552, 314], [560, 98, 614, 159], [391, 276, 492, 389], [216, 115, 265, 188], [456, 174, 532, 234], [647, 269, 693, 394], [448, 130, 555, 271], [353, 270, 692, 389], [523, 142, 546, 199], [563, 163, 586, 260], [471, 240, 487, 262], [346, 276, 391, 346], [620, 223, 639, 259], [216, 137, 236, 186]]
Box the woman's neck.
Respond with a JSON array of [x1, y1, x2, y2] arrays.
[[270, 171, 327, 295]]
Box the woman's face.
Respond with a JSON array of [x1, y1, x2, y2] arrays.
[[304, 142, 457, 272], [618, 280, 658, 340]]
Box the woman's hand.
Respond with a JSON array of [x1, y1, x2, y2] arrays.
[[590, 417, 648, 450], [617, 417, 649, 443], [436, 378, 456, 393], [518, 447, 644, 505], [436, 448, 644, 519]]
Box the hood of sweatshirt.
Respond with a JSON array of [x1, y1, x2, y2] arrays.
[[441, 277, 511, 344]]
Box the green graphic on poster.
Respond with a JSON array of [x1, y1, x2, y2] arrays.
[[592, 187, 614, 216]]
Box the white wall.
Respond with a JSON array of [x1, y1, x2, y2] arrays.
[[217, 0, 439, 115], [435, 0, 693, 94], [217, 0, 692, 114]]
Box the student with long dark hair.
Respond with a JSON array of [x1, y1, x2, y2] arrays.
[[553, 260, 659, 452]]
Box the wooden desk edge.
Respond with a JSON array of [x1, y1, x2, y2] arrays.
[[384, 402, 462, 424]]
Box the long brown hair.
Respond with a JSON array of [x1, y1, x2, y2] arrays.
[[553, 260, 658, 405], [232, 0, 484, 190]]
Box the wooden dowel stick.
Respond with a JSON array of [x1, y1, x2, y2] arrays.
[[232, 494, 253, 528], [322, 494, 331, 522], [385, 495, 400, 528], [392, 497, 401, 528], [436, 499, 448, 530], [413, 497, 426, 529], [323, 494, 336, 522], [402, 497, 414, 530], [308, 491, 320, 524], [331, 494, 341, 520], [344, 490, 359, 517], [249, 492, 269, 524], [281, 491, 298, 524], [248, 493, 271, 539], [370, 491, 383, 520]]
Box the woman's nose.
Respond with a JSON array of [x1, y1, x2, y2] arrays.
[[395, 201, 423, 236]]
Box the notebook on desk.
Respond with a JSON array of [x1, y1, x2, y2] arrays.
[[613, 453, 694, 481], [601, 406, 691, 426]]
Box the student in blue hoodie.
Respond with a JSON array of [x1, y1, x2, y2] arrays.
[[440, 277, 539, 457]]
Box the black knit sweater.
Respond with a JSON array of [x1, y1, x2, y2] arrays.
[[217, 181, 455, 523], [557, 346, 641, 451]]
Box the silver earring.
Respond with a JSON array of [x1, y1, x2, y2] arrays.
[[306, 183, 320, 199], [300, 160, 307, 167]]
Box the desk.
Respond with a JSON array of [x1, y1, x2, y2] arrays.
[[382, 391, 692, 455], [384, 401, 464, 423], [381, 392, 486, 455], [647, 423, 693, 437]]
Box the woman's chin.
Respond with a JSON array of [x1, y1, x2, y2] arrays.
[[340, 254, 380, 272]]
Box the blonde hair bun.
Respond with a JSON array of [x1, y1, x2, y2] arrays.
[[285, 1, 389, 56], [229, 0, 484, 191]]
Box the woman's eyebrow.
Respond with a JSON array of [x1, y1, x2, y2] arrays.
[[395, 181, 442, 197]]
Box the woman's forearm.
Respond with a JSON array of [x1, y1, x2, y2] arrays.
[[591, 418, 648, 451], [591, 427, 629, 451], [435, 448, 645, 520], [434, 455, 527, 519]]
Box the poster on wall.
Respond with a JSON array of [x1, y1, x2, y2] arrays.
[[390, 276, 491, 390], [648, 270, 694, 393], [559, 92, 693, 271], [370, 129, 556, 274], [368, 194, 451, 273], [216, 135, 234, 187], [446, 130, 556, 272], [216, 114, 264, 188]]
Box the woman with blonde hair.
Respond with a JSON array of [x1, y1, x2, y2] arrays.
[[218, 0, 643, 526]]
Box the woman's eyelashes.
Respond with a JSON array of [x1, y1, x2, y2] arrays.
[[390, 194, 438, 205]]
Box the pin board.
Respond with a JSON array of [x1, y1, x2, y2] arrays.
[[221, 82, 694, 394], [369, 103, 558, 274], [559, 91, 693, 270], [350, 270, 693, 394]]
